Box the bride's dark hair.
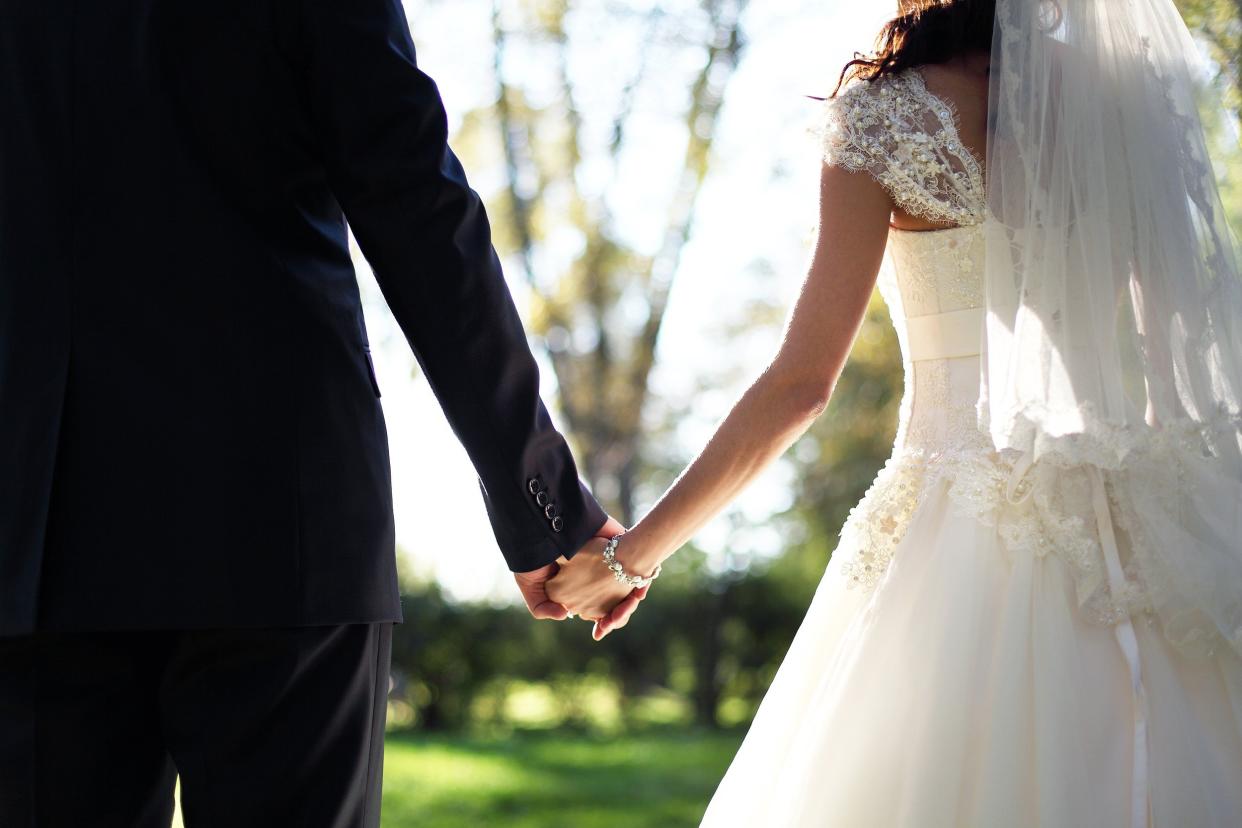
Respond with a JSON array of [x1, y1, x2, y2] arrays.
[[831, 0, 996, 97]]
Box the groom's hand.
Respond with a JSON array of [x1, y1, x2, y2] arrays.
[[544, 541, 633, 621], [513, 564, 570, 621]]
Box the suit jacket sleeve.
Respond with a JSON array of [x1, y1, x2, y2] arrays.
[[281, 0, 607, 572]]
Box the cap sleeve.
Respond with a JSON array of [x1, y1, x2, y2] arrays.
[[813, 80, 892, 180], [810, 72, 987, 227]]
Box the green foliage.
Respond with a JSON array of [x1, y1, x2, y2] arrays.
[[390, 542, 820, 732], [391, 578, 623, 731], [1177, 0, 1242, 114]]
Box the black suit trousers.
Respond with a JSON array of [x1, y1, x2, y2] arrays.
[[0, 622, 393, 827]]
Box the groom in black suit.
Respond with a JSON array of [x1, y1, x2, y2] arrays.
[[0, 1, 615, 825]]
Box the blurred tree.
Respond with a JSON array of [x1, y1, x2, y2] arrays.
[[1177, 0, 1241, 113], [468, 0, 749, 523]]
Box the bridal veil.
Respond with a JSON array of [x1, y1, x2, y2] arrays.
[[981, 0, 1242, 660]]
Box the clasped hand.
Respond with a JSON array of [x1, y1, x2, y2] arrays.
[[545, 538, 650, 639], [512, 517, 650, 640]]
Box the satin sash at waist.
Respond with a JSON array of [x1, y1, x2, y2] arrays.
[[905, 306, 985, 362]]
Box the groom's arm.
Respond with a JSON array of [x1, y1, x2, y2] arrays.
[[280, 0, 607, 573]]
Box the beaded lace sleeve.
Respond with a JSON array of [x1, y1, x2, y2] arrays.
[[813, 71, 986, 227]]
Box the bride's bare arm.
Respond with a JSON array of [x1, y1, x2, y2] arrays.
[[613, 163, 893, 580]]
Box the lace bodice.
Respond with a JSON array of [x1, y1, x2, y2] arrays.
[[812, 69, 1176, 645], [816, 69, 986, 227]]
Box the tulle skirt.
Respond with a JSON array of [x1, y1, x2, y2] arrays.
[[699, 475, 1242, 827]]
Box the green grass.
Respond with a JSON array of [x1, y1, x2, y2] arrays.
[[379, 729, 743, 828], [171, 729, 744, 828]]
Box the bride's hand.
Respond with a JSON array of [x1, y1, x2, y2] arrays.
[[590, 582, 650, 641], [545, 538, 638, 625]]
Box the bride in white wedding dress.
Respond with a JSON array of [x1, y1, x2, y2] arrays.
[[546, 0, 1242, 824]]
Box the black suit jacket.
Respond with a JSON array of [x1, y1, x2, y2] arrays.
[[0, 0, 607, 635]]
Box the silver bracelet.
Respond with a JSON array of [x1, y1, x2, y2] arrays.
[[602, 533, 661, 589]]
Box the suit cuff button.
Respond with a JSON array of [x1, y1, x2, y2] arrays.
[[535, 491, 550, 508], [527, 477, 544, 496], [544, 503, 559, 520], [550, 516, 565, 533]]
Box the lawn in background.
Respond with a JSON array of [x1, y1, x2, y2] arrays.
[[171, 728, 743, 828], [380, 729, 743, 828]]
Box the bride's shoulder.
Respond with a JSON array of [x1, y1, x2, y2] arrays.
[[813, 69, 924, 170]]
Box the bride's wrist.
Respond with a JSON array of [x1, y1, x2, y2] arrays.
[[611, 525, 666, 579]]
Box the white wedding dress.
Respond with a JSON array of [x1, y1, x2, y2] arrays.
[[699, 68, 1242, 827]]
